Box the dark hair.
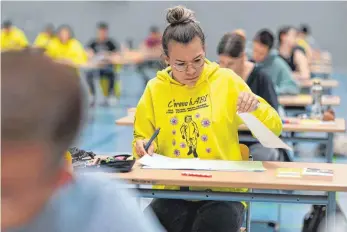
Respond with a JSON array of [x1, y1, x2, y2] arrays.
[[299, 24, 310, 35], [1, 49, 84, 165], [162, 5, 205, 56], [45, 24, 55, 33], [253, 29, 274, 50], [217, 32, 246, 58], [98, 22, 108, 30], [2, 20, 12, 29], [56, 24, 74, 38], [278, 26, 293, 45], [150, 26, 159, 33]]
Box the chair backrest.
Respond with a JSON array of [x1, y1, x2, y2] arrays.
[[239, 144, 250, 161]]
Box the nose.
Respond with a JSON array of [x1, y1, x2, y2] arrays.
[[186, 65, 196, 75]]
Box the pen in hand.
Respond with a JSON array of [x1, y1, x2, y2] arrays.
[[144, 128, 161, 154]]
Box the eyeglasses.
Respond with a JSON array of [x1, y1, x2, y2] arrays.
[[172, 57, 205, 72]]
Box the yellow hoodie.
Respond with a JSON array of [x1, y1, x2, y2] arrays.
[[1, 27, 29, 51], [45, 37, 87, 66], [133, 59, 282, 193], [33, 32, 54, 49]]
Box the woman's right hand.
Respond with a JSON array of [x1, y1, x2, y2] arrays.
[[135, 139, 155, 157]]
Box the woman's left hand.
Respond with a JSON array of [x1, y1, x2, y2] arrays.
[[237, 92, 259, 113]]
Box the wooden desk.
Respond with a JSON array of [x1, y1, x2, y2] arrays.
[[278, 95, 340, 107], [310, 64, 332, 75], [298, 79, 338, 88], [80, 49, 161, 71], [115, 114, 346, 163], [115, 162, 347, 230], [117, 162, 347, 192]]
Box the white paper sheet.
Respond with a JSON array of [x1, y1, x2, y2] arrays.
[[238, 113, 293, 151], [139, 154, 266, 172]]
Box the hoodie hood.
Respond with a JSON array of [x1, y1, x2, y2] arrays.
[[156, 59, 219, 122], [258, 49, 279, 67]]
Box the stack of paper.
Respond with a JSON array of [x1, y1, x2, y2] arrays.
[[139, 154, 266, 172]]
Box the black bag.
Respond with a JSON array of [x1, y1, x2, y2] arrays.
[[302, 204, 343, 232]]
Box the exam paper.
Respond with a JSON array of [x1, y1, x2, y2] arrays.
[[238, 113, 293, 151], [139, 154, 266, 172]]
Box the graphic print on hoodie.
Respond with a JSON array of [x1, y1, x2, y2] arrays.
[[168, 92, 212, 158], [133, 59, 282, 162]]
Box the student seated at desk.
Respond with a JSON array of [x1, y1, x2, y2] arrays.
[[133, 6, 282, 232], [1, 20, 29, 51], [278, 26, 310, 80], [136, 26, 164, 88], [218, 31, 280, 161], [1, 50, 162, 232], [252, 29, 299, 95], [297, 24, 315, 62], [45, 25, 87, 67], [33, 24, 55, 50], [85, 22, 120, 107]]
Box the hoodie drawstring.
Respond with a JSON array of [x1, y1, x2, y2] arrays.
[[205, 78, 215, 123]]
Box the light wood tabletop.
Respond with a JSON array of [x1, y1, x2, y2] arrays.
[[116, 113, 346, 133], [278, 95, 340, 106], [297, 79, 338, 88], [115, 162, 347, 192]]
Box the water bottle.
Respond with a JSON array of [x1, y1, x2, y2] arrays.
[[310, 80, 323, 119]]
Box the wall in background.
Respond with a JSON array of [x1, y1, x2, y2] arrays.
[[2, 1, 347, 72]]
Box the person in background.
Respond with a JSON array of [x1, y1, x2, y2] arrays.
[[136, 26, 164, 88], [278, 26, 310, 80], [252, 29, 299, 95], [85, 22, 120, 107], [1, 20, 29, 51], [297, 24, 315, 61], [33, 24, 55, 50], [1, 49, 163, 232], [133, 6, 282, 232], [45, 24, 87, 67], [218, 31, 279, 161]]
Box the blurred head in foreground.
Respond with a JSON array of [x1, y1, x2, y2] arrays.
[[1, 49, 83, 229], [1, 49, 163, 232]]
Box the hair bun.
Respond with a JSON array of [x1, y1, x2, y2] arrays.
[[166, 5, 196, 26]]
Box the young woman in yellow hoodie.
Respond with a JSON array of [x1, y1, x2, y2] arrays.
[[1, 20, 29, 51], [45, 25, 87, 67], [33, 24, 55, 50], [133, 6, 282, 232]]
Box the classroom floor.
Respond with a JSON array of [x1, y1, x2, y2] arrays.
[[77, 66, 347, 232]]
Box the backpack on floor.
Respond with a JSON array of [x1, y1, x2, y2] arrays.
[[302, 204, 343, 232]]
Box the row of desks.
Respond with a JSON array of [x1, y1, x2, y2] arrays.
[[116, 113, 346, 163], [114, 112, 346, 230], [122, 95, 340, 108]]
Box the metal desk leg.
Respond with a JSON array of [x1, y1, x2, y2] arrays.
[[326, 133, 334, 163], [136, 184, 141, 206], [326, 192, 336, 231]]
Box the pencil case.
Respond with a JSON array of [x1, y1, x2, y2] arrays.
[[74, 154, 136, 173]]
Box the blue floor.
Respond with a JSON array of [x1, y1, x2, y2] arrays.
[[77, 67, 347, 232]]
